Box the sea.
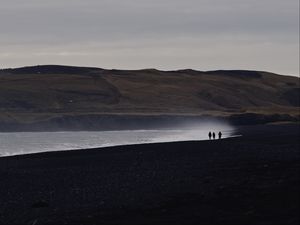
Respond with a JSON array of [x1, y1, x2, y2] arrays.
[[0, 129, 235, 157]]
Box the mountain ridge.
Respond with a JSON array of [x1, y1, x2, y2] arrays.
[[0, 65, 299, 131], [2, 64, 297, 77]]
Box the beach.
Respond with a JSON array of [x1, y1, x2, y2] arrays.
[[0, 124, 299, 225]]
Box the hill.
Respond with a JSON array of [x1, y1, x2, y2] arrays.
[[0, 65, 299, 131]]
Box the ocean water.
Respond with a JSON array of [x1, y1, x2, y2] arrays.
[[0, 129, 235, 157]]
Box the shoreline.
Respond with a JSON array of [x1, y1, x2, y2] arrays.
[[1, 122, 298, 158], [0, 129, 238, 158], [0, 123, 299, 225], [0, 136, 241, 159]]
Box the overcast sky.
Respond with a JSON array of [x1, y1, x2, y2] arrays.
[[0, 0, 299, 76]]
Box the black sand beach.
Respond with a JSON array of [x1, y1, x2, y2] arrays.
[[0, 124, 299, 225]]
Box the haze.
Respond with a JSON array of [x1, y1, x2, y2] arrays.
[[0, 120, 234, 156], [0, 0, 299, 76]]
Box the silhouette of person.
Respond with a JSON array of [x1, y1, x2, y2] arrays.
[[218, 131, 222, 139], [208, 132, 212, 140], [212, 132, 216, 140]]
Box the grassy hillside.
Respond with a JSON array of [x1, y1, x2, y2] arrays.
[[0, 65, 299, 130]]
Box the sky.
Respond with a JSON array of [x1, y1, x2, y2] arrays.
[[0, 0, 299, 76]]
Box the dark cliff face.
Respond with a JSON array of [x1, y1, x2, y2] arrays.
[[282, 88, 300, 106], [0, 65, 299, 130]]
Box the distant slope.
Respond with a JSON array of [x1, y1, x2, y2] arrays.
[[0, 65, 299, 131]]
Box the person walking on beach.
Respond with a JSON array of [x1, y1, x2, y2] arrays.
[[218, 131, 222, 139], [208, 132, 212, 140], [212, 132, 216, 140]]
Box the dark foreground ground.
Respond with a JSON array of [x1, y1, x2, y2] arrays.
[[0, 124, 299, 225]]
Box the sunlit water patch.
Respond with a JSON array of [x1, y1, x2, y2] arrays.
[[0, 126, 236, 156]]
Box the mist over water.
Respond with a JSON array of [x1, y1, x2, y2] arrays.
[[0, 121, 235, 157]]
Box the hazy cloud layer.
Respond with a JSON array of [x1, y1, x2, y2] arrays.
[[0, 0, 299, 75]]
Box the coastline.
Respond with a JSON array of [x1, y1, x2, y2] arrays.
[[0, 124, 299, 225]]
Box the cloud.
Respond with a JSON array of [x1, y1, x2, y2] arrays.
[[0, 0, 299, 75]]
